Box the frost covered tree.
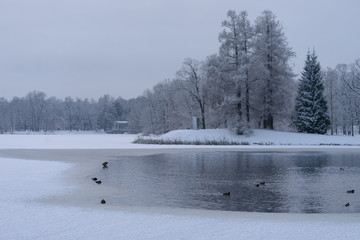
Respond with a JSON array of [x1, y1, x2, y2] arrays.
[[144, 81, 176, 134], [176, 58, 207, 129], [44, 97, 65, 131], [202, 54, 229, 128], [97, 94, 116, 132], [0, 98, 9, 133], [219, 10, 254, 129], [343, 59, 360, 97], [253, 10, 295, 129], [323, 67, 342, 135], [293, 51, 330, 134], [26, 91, 47, 131], [337, 62, 360, 136], [64, 97, 77, 131]]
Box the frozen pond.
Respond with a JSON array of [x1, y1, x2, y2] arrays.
[[98, 151, 360, 213]]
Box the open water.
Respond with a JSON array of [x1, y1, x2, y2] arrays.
[[98, 151, 360, 213]]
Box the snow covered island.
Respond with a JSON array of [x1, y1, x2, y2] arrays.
[[134, 129, 360, 146]]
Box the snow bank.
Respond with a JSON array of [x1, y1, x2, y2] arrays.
[[1, 129, 359, 149], [142, 129, 360, 146], [1, 157, 360, 240], [0, 133, 138, 149]]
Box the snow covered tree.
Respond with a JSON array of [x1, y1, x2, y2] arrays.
[[323, 67, 342, 135], [253, 10, 295, 129], [0, 98, 9, 133], [219, 10, 254, 129], [293, 50, 330, 134], [44, 97, 65, 131], [176, 58, 207, 129], [97, 94, 116, 132], [202, 54, 228, 128], [338, 62, 360, 136], [26, 91, 47, 131], [343, 59, 360, 97]]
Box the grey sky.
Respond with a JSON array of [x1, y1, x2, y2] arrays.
[[1, 0, 359, 100]]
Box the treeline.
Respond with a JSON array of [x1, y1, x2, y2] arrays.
[[0, 92, 131, 133], [0, 10, 359, 135], [323, 59, 360, 136]]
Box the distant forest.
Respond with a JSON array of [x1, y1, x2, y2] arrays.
[[1, 10, 359, 135]]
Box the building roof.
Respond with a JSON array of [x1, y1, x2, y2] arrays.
[[114, 121, 128, 124]]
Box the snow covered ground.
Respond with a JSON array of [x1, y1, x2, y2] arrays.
[[0, 132, 138, 149], [1, 130, 360, 239], [138, 129, 360, 146], [1, 129, 360, 149]]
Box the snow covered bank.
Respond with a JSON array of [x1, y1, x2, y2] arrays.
[[2, 157, 360, 240], [1, 129, 359, 149], [0, 133, 138, 149], [136, 129, 360, 146]]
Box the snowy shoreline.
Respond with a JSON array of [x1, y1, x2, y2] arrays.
[[135, 129, 360, 146], [1, 132, 360, 239]]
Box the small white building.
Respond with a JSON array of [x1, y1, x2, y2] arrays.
[[109, 121, 128, 134]]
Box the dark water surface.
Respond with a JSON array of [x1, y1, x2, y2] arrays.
[[98, 151, 360, 213]]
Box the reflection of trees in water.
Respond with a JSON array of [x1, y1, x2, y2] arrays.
[[290, 154, 329, 213], [294, 154, 328, 175], [158, 152, 290, 212]]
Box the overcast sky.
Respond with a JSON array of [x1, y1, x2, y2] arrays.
[[1, 0, 359, 100]]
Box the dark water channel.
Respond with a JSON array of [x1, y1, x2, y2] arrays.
[[98, 151, 360, 213]]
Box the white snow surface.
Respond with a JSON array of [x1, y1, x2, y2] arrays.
[[1, 129, 360, 149], [0, 133, 138, 149], [1, 130, 360, 239], [143, 129, 360, 146]]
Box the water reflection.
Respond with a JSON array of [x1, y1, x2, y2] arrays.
[[98, 152, 360, 213]]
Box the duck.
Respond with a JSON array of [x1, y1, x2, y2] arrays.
[[102, 161, 108, 169], [92, 177, 97, 181], [347, 190, 355, 194], [345, 202, 350, 207], [101, 199, 106, 204], [96, 180, 102, 184], [255, 184, 260, 187], [259, 181, 266, 185], [223, 192, 231, 196], [340, 167, 345, 171]]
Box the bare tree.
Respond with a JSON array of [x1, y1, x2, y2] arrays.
[[176, 58, 207, 129], [26, 91, 47, 131]]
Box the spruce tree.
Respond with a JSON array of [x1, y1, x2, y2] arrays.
[[293, 50, 330, 134]]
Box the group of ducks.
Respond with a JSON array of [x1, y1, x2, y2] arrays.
[[93, 164, 355, 208], [91, 161, 109, 204], [341, 167, 355, 208], [222, 181, 266, 197], [345, 189, 355, 207], [222, 174, 355, 209]]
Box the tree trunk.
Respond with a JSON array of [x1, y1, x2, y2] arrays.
[[201, 102, 206, 129], [237, 89, 242, 121], [263, 113, 273, 129], [245, 71, 250, 123]]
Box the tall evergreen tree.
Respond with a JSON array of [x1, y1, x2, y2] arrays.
[[293, 50, 330, 134]]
